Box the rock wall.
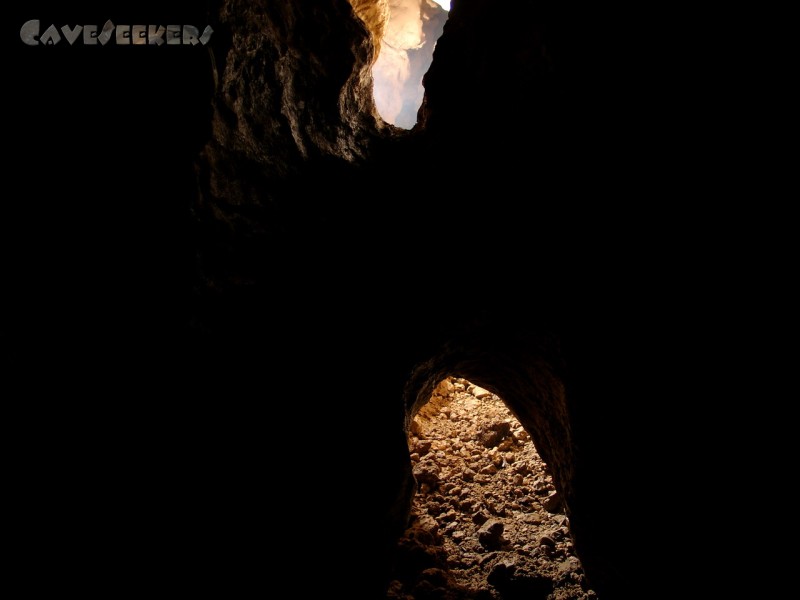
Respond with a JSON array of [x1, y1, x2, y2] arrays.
[[9, 1, 693, 599], [187, 1, 661, 598]]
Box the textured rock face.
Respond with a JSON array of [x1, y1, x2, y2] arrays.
[[349, 0, 391, 56], [3, 1, 676, 598], [194, 0, 389, 302], [186, 0, 636, 593], [10, 2, 756, 599], [188, 1, 643, 598]]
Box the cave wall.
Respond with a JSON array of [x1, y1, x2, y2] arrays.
[[187, 1, 661, 598], [8, 1, 696, 598]]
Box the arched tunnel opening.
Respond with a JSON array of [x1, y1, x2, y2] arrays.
[[388, 377, 596, 599]]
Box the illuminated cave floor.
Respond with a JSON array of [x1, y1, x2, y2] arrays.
[[385, 378, 597, 600]]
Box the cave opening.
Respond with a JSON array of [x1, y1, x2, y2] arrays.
[[371, 0, 450, 129], [387, 377, 597, 599]]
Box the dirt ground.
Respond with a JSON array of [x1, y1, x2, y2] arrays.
[[385, 378, 598, 600]]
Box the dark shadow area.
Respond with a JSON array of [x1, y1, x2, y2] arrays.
[[5, 2, 746, 599]]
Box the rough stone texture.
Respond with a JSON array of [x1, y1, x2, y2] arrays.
[[188, 3, 632, 596], [387, 382, 595, 599], [349, 0, 391, 57], [9, 1, 716, 599], [193, 0, 394, 303]]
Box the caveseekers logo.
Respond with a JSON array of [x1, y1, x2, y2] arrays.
[[20, 19, 213, 46]]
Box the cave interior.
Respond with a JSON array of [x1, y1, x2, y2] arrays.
[[7, 1, 747, 598]]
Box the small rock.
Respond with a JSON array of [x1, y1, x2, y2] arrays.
[[513, 461, 531, 475], [523, 514, 542, 525], [486, 501, 506, 516], [480, 464, 498, 475], [426, 502, 444, 516], [513, 428, 529, 442], [472, 509, 490, 525], [478, 422, 512, 448], [543, 492, 563, 513], [413, 439, 433, 455], [471, 385, 493, 399], [440, 509, 457, 522], [461, 468, 476, 482], [558, 557, 580, 574], [413, 461, 441, 488], [478, 519, 505, 550], [460, 499, 476, 511], [416, 514, 440, 536], [437, 379, 455, 395], [497, 438, 514, 452], [386, 580, 405, 598], [538, 535, 556, 548]]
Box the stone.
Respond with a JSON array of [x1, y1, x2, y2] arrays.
[[413, 461, 440, 488], [478, 422, 512, 448], [543, 492, 563, 513], [471, 385, 493, 399], [413, 439, 432, 455], [538, 535, 556, 548], [472, 510, 490, 525], [478, 519, 504, 550]]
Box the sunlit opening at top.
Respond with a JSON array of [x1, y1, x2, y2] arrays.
[[371, 0, 450, 129]]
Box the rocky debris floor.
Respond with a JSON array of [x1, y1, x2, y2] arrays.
[[385, 378, 598, 600]]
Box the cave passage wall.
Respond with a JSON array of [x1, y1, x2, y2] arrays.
[[185, 1, 679, 599], [7, 1, 692, 598]]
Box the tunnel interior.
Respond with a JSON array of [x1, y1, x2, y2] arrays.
[[8, 1, 703, 599], [388, 376, 596, 599]]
